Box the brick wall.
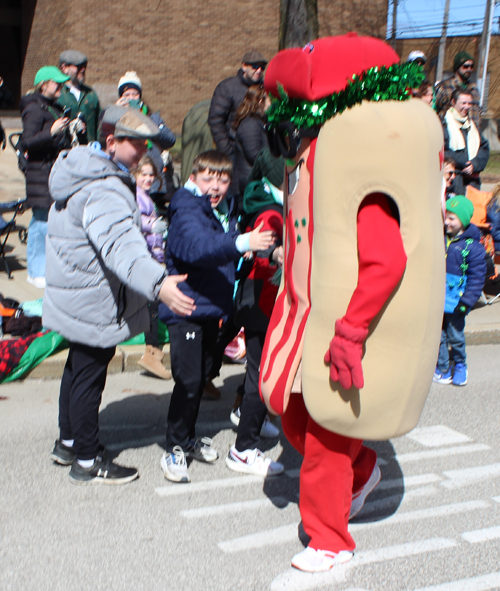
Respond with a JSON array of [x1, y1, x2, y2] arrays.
[[22, 0, 388, 133]]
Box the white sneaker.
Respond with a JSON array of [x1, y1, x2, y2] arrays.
[[350, 463, 381, 519], [291, 546, 353, 572], [229, 406, 241, 427], [161, 447, 190, 483], [225, 445, 284, 477], [230, 407, 280, 438], [260, 415, 280, 438], [186, 437, 218, 463], [27, 276, 46, 289]]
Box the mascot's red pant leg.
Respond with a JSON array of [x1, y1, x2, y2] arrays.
[[282, 393, 377, 552]]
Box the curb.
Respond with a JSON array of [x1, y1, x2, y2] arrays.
[[19, 324, 500, 381], [26, 344, 171, 381]]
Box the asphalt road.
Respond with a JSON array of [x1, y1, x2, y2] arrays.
[[1, 345, 499, 591]]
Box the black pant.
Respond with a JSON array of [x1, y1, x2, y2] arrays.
[[58, 342, 115, 460], [166, 319, 219, 452], [144, 300, 160, 348], [235, 330, 268, 452], [209, 315, 240, 379]]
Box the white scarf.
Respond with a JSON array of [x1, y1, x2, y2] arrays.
[[445, 107, 480, 160]]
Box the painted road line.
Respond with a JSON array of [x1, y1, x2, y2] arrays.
[[269, 538, 457, 591], [394, 444, 490, 464], [377, 473, 442, 490], [441, 463, 500, 490], [355, 485, 438, 517], [219, 524, 297, 553], [155, 474, 263, 497], [107, 435, 163, 451], [218, 500, 488, 552], [350, 500, 490, 532], [180, 496, 289, 519], [406, 425, 471, 447], [194, 420, 234, 432], [461, 525, 500, 544], [411, 572, 500, 591]]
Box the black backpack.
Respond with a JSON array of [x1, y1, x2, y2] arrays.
[[8, 132, 28, 175]]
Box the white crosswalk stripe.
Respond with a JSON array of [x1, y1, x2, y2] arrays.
[[153, 423, 500, 590]]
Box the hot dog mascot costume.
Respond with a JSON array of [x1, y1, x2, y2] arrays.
[[260, 34, 445, 572]]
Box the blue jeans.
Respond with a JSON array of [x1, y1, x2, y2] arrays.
[[27, 207, 49, 278], [437, 313, 466, 371]]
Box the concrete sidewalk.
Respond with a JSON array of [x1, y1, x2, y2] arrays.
[[1, 119, 499, 381]]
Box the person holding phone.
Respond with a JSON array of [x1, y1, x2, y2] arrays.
[[115, 72, 176, 208], [58, 50, 100, 143], [20, 66, 72, 289]]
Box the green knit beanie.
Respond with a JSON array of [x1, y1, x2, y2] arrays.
[[446, 195, 474, 228], [454, 51, 474, 72]]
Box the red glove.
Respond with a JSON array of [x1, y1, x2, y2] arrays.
[[324, 319, 369, 390]]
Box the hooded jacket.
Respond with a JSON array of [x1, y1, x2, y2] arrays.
[[43, 145, 167, 348], [20, 93, 71, 209], [445, 223, 486, 310], [159, 187, 240, 324]]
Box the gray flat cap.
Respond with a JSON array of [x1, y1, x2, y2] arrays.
[[99, 106, 160, 140], [59, 50, 88, 66], [242, 50, 267, 65]]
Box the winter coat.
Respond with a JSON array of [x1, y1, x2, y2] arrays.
[[487, 199, 500, 251], [159, 187, 240, 324], [208, 70, 255, 156], [234, 202, 283, 332], [445, 223, 486, 310], [136, 186, 164, 263], [57, 83, 101, 143], [20, 93, 71, 209], [443, 119, 489, 194], [43, 145, 167, 348], [232, 115, 268, 196]]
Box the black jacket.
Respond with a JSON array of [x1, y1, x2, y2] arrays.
[[20, 93, 71, 209], [232, 116, 268, 196], [443, 119, 489, 194], [208, 70, 254, 156]]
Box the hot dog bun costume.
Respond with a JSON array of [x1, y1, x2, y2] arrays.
[[260, 34, 445, 571]]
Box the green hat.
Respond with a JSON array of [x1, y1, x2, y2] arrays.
[[454, 51, 474, 72], [34, 66, 70, 86], [446, 195, 474, 228]]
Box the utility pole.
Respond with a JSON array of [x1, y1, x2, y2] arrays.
[[391, 0, 398, 49], [436, 0, 451, 84], [479, 0, 495, 108]]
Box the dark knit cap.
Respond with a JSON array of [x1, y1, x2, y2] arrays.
[[454, 51, 474, 72], [446, 195, 474, 228]]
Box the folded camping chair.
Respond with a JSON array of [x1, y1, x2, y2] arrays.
[[466, 185, 500, 305], [0, 198, 26, 279]]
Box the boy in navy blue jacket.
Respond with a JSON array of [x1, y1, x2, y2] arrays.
[[434, 195, 486, 387], [159, 150, 275, 483]]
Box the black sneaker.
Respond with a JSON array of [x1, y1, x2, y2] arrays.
[[68, 457, 138, 485], [50, 440, 76, 466]]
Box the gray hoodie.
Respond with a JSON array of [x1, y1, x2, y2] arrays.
[[43, 145, 166, 348]]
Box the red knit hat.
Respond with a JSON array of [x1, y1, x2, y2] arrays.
[[264, 33, 400, 101]]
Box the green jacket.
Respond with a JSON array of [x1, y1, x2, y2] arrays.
[[57, 84, 101, 143]]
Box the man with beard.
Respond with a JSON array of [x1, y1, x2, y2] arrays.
[[435, 51, 481, 127], [208, 50, 267, 157], [57, 49, 101, 143]]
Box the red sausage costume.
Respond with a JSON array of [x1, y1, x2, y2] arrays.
[[260, 35, 445, 571]]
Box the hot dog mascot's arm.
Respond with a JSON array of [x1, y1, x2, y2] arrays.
[[325, 193, 407, 390]]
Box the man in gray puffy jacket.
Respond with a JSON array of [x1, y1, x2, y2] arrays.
[[44, 106, 195, 485]]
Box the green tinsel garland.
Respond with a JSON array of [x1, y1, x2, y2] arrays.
[[267, 62, 425, 129]]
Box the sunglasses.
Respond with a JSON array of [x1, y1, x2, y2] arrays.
[[461, 63, 474, 70], [249, 63, 266, 71]]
